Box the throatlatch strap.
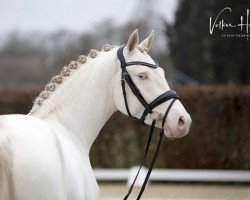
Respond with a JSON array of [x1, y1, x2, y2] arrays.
[[123, 120, 156, 200]]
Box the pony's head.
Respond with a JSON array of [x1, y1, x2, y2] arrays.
[[113, 30, 191, 138]]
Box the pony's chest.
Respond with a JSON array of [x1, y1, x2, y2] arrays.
[[59, 138, 99, 200]]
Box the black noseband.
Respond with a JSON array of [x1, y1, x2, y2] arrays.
[[117, 46, 179, 126]]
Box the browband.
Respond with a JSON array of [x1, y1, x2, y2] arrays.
[[117, 46, 158, 68]]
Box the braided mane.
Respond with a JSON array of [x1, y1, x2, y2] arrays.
[[29, 44, 115, 115]]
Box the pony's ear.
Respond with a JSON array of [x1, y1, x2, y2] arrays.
[[127, 29, 139, 51], [139, 30, 155, 52]]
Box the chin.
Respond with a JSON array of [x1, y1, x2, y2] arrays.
[[164, 128, 190, 139]]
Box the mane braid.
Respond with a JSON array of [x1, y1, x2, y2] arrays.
[[29, 44, 115, 115]]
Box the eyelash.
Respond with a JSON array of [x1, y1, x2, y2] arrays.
[[138, 74, 148, 80]]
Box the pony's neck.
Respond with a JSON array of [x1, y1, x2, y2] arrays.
[[31, 48, 118, 154]]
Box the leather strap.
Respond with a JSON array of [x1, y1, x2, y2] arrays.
[[118, 46, 179, 121], [124, 99, 175, 200], [123, 70, 152, 114], [162, 98, 177, 127], [134, 99, 176, 200], [118, 46, 155, 117], [117, 46, 158, 69], [121, 78, 135, 119], [141, 90, 179, 123], [125, 61, 158, 68], [136, 130, 164, 200], [123, 120, 156, 200]]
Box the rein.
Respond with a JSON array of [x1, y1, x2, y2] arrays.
[[117, 46, 179, 200]]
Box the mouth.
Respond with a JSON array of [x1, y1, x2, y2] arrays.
[[163, 123, 176, 139], [149, 110, 191, 139], [163, 120, 190, 139]]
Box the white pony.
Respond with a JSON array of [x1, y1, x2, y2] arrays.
[[0, 30, 191, 200]]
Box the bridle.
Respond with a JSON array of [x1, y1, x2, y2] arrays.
[[117, 46, 180, 200], [117, 46, 179, 124]]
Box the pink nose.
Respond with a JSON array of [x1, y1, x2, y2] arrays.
[[177, 115, 192, 132]]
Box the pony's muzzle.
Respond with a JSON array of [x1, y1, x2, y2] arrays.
[[150, 108, 192, 138], [165, 112, 192, 138]]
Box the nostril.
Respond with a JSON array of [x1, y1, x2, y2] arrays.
[[179, 116, 185, 125], [177, 116, 186, 131]]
